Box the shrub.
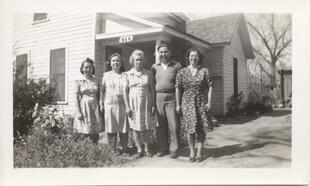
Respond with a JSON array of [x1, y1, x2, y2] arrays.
[[13, 78, 56, 136], [226, 91, 245, 116], [242, 90, 273, 115], [225, 90, 273, 117], [14, 106, 132, 168]]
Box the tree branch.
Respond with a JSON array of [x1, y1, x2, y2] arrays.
[[258, 63, 272, 77], [248, 22, 274, 59]]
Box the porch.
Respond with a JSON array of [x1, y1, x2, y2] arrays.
[[94, 26, 211, 79]]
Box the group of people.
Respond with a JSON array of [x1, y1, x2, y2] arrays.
[[73, 43, 214, 162]]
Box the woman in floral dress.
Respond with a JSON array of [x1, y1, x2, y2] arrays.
[[100, 53, 129, 155], [176, 48, 213, 162], [123, 50, 156, 158], [74, 58, 103, 143]]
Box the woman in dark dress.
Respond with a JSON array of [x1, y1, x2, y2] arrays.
[[175, 48, 213, 162]]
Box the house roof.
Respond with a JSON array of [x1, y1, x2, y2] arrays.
[[186, 13, 255, 59], [99, 13, 211, 49]]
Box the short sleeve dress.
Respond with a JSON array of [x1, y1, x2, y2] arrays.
[[73, 76, 103, 134], [175, 66, 213, 134], [102, 71, 128, 134], [123, 68, 156, 131]]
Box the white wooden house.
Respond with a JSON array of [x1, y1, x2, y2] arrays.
[[13, 13, 254, 115]]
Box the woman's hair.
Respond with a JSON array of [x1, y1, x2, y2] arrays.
[[156, 42, 170, 52], [106, 53, 124, 72], [185, 48, 204, 66], [129, 49, 144, 67], [80, 57, 95, 75]]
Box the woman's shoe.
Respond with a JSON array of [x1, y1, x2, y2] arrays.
[[189, 156, 196, 162], [196, 156, 203, 162], [120, 149, 130, 157], [145, 151, 153, 157], [135, 152, 143, 159]]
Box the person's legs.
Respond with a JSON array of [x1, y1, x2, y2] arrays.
[[166, 101, 179, 157], [187, 133, 196, 162], [119, 132, 129, 152], [156, 93, 169, 155], [141, 130, 153, 157], [133, 130, 143, 158], [107, 133, 117, 151], [196, 131, 206, 162]]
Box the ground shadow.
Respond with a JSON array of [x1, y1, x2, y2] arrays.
[[217, 115, 260, 125], [262, 109, 291, 117], [217, 109, 291, 125], [177, 142, 268, 160]]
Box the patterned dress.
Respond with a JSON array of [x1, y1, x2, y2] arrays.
[[123, 68, 156, 131], [175, 66, 213, 134], [101, 71, 128, 133], [73, 76, 103, 134]]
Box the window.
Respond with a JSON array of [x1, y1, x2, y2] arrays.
[[233, 58, 238, 96], [15, 54, 28, 80], [33, 13, 48, 22], [50, 48, 66, 102]]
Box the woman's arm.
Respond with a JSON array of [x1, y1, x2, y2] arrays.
[[149, 72, 156, 115], [99, 77, 106, 113], [175, 71, 182, 113], [122, 74, 133, 118], [74, 80, 83, 120], [206, 86, 212, 111], [176, 87, 182, 113], [205, 68, 213, 111]]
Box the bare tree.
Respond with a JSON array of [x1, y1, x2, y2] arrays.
[[247, 14, 292, 88]]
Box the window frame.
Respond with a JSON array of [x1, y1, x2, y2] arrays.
[[49, 45, 68, 104], [32, 13, 49, 25]]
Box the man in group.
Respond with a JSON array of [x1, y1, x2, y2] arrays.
[[151, 42, 182, 158]]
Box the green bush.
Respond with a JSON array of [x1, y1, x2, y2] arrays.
[[14, 106, 132, 168], [13, 78, 56, 136]]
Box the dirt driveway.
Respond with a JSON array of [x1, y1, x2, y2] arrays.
[[124, 109, 291, 168]]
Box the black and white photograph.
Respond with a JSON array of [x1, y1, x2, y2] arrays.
[[1, 0, 310, 185]]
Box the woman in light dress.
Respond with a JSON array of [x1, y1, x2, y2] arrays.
[[73, 58, 103, 143], [100, 53, 129, 155], [123, 50, 156, 158]]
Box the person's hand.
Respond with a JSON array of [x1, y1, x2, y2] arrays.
[[176, 105, 181, 114], [151, 106, 156, 116], [206, 102, 211, 111], [76, 112, 84, 120], [126, 107, 133, 119], [100, 106, 104, 114]]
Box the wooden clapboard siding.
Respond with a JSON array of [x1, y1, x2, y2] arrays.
[[13, 13, 96, 114], [204, 47, 224, 115], [222, 27, 248, 114]]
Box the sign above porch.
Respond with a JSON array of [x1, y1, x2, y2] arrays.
[[119, 35, 134, 43]]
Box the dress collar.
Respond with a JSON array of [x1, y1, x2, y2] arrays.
[[81, 74, 94, 81], [129, 68, 146, 77]]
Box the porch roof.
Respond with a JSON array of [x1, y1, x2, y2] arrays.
[[96, 26, 211, 49]]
